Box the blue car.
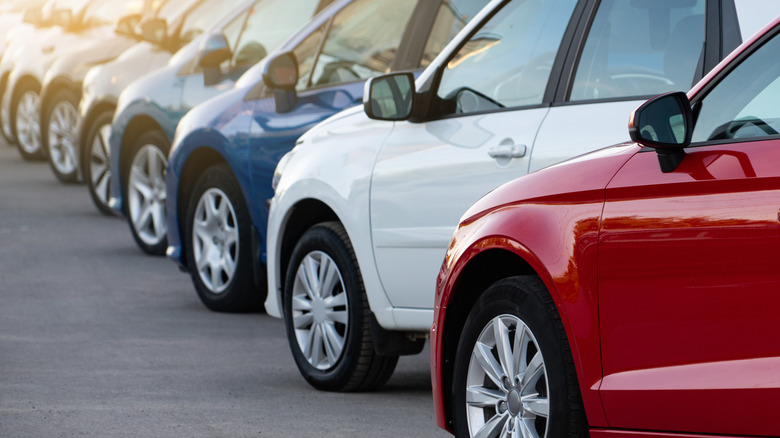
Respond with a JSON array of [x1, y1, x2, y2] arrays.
[[165, 0, 486, 312], [108, 0, 334, 255]]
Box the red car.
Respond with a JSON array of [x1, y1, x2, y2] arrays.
[[431, 15, 780, 438]]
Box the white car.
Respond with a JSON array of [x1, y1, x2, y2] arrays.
[[266, 0, 780, 391]]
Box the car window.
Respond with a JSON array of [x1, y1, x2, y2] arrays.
[[570, 0, 705, 101], [82, 0, 143, 27], [298, 0, 417, 90], [420, 0, 488, 68], [734, 0, 780, 41], [231, 0, 325, 69], [691, 33, 780, 143], [177, 0, 230, 48], [435, 0, 577, 114]]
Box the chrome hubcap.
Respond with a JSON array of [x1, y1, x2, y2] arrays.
[[192, 188, 239, 293], [48, 100, 79, 175], [128, 144, 167, 246], [292, 251, 349, 370], [466, 315, 549, 438], [16, 90, 41, 154], [89, 123, 112, 208]]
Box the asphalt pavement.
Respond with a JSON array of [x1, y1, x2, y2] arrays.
[[0, 140, 448, 437]]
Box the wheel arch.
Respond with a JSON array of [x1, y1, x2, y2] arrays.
[[175, 146, 230, 270], [40, 76, 79, 118], [118, 115, 166, 205], [79, 101, 116, 170], [438, 247, 540, 429], [277, 198, 341, 295]]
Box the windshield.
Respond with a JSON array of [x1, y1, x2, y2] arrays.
[[10, 0, 47, 12], [156, 0, 193, 21], [83, 0, 146, 26]]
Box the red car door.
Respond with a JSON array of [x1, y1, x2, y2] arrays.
[[597, 29, 780, 435], [598, 141, 780, 435]]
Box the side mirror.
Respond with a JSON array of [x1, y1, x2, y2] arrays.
[[23, 7, 43, 25], [115, 13, 142, 38], [51, 8, 73, 29], [198, 33, 232, 86], [363, 72, 415, 121], [629, 91, 693, 172], [262, 52, 298, 113], [140, 17, 168, 46]]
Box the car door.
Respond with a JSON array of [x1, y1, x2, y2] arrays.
[[532, 0, 715, 173], [598, 29, 780, 436], [369, 0, 580, 309], [246, 0, 483, 225]]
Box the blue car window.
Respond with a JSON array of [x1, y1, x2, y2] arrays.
[[420, 0, 489, 68], [231, 0, 325, 69], [570, 0, 706, 101], [436, 0, 577, 113], [305, 0, 418, 88]]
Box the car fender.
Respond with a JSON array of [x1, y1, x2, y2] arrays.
[[266, 108, 397, 327]]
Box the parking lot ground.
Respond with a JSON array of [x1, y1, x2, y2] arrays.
[[0, 141, 448, 437]]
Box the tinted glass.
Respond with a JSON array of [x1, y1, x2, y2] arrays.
[[231, 0, 324, 68], [420, 0, 488, 68], [436, 0, 577, 114], [306, 0, 417, 88], [570, 0, 705, 101], [83, 0, 143, 26], [292, 23, 325, 90], [178, 0, 232, 47], [691, 34, 780, 142]]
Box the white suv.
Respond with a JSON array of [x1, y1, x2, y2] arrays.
[[266, 0, 780, 391]]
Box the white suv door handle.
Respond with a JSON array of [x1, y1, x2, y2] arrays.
[[488, 143, 527, 159]]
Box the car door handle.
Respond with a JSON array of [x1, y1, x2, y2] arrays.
[[488, 143, 527, 159]]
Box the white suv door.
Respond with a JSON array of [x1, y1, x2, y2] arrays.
[[369, 0, 579, 309]]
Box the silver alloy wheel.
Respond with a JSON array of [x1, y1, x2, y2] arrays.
[[16, 90, 41, 154], [128, 144, 167, 246], [291, 250, 349, 370], [89, 123, 112, 208], [48, 99, 79, 175], [466, 315, 549, 438], [192, 188, 239, 294]]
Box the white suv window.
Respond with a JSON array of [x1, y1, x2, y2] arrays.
[[435, 0, 577, 114], [734, 0, 780, 40], [570, 0, 705, 101]]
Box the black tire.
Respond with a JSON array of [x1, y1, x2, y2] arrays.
[[452, 276, 586, 438], [284, 222, 398, 392], [42, 88, 81, 183], [184, 163, 263, 312], [83, 109, 116, 216], [11, 80, 44, 161], [124, 129, 170, 255]]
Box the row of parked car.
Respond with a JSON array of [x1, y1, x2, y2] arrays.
[[5, 0, 780, 436]]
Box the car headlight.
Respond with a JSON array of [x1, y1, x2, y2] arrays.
[[272, 150, 295, 192]]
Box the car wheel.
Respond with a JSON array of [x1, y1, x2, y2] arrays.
[[284, 222, 398, 392], [84, 109, 115, 215], [452, 276, 586, 438], [185, 163, 262, 312], [11, 80, 44, 160], [126, 129, 169, 255], [43, 88, 80, 183]]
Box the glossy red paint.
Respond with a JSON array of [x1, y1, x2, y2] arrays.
[[432, 143, 639, 430], [598, 139, 780, 436], [433, 18, 780, 435]]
